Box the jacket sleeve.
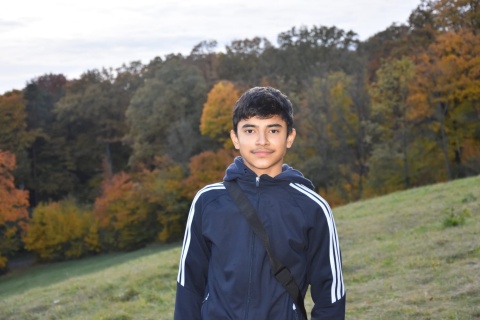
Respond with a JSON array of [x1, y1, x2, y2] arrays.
[[308, 199, 346, 320], [174, 192, 211, 320]]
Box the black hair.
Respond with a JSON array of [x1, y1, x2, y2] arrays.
[[232, 86, 294, 135]]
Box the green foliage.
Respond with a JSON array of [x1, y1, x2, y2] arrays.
[[0, 90, 37, 187], [53, 69, 135, 202], [442, 207, 470, 228], [126, 55, 208, 166], [23, 199, 100, 262], [23, 74, 74, 204]]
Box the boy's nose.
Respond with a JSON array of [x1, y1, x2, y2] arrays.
[[256, 133, 268, 145]]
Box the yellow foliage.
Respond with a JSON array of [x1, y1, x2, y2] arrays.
[[200, 80, 240, 148], [23, 200, 99, 262]]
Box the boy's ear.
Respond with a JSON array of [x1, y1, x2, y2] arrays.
[[230, 130, 240, 150], [286, 128, 296, 148]]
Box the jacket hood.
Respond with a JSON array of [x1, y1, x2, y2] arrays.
[[224, 156, 315, 190]]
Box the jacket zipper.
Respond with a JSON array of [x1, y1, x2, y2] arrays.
[[245, 176, 260, 319], [244, 230, 255, 319]]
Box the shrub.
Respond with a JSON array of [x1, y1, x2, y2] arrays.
[[94, 172, 159, 251], [442, 208, 470, 228], [23, 199, 100, 262]]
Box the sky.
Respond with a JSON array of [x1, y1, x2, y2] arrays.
[[0, 0, 421, 94]]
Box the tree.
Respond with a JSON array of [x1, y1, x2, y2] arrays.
[[23, 199, 99, 262], [93, 171, 157, 251], [369, 57, 416, 189], [23, 74, 69, 205], [0, 90, 35, 188], [275, 25, 360, 88], [0, 151, 29, 273], [218, 37, 272, 84], [54, 67, 138, 201], [93, 156, 188, 249], [126, 55, 208, 166], [200, 80, 240, 148], [431, 0, 480, 32], [136, 157, 188, 243], [189, 40, 220, 85], [182, 149, 236, 199], [293, 71, 369, 205], [410, 29, 480, 180]]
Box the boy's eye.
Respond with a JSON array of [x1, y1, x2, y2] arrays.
[[244, 129, 254, 134], [270, 129, 280, 133]]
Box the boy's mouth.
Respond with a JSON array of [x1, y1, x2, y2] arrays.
[[252, 149, 274, 156]]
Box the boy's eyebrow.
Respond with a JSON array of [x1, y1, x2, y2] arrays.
[[241, 123, 283, 128]]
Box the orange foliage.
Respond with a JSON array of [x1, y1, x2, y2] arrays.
[[182, 149, 236, 199], [135, 157, 187, 242], [0, 151, 29, 272], [94, 171, 164, 250], [461, 139, 480, 172], [410, 29, 480, 118]]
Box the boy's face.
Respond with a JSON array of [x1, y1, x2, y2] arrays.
[[230, 115, 296, 178]]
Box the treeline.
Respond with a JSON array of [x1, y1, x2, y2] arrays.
[[1, 0, 479, 273]]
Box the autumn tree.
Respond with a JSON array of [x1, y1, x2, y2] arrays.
[[23, 199, 100, 262], [94, 156, 188, 249], [431, 0, 480, 32], [93, 171, 156, 251], [182, 149, 236, 200], [0, 151, 29, 273], [200, 80, 240, 148], [135, 157, 188, 243], [295, 71, 370, 205], [410, 29, 480, 180], [369, 57, 416, 190]]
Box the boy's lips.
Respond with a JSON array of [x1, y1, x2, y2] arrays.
[[252, 149, 274, 156]]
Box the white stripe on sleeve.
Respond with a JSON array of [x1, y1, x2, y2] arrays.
[[289, 183, 345, 303], [177, 183, 225, 286]]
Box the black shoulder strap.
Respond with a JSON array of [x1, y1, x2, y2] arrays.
[[224, 180, 308, 320]]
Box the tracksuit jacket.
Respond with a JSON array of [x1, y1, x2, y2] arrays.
[[175, 157, 346, 319]]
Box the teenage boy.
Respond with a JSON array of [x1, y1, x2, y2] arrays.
[[175, 86, 346, 319]]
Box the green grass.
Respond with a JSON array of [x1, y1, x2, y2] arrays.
[[1, 176, 479, 319]]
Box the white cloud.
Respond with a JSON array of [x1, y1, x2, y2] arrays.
[[0, 0, 420, 93]]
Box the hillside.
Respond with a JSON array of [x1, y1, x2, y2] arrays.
[[0, 176, 479, 319]]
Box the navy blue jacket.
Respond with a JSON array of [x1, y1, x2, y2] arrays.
[[175, 157, 345, 319]]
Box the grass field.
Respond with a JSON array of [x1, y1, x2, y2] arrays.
[[0, 176, 479, 319]]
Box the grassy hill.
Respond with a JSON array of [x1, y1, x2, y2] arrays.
[[0, 176, 479, 319]]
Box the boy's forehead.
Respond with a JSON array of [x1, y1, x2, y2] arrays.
[[239, 115, 286, 125]]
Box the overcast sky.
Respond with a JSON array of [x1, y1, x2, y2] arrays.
[[1, 0, 420, 94]]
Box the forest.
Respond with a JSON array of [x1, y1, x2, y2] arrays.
[[0, 0, 479, 273]]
